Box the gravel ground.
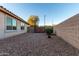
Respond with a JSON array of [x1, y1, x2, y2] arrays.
[[0, 33, 79, 56]]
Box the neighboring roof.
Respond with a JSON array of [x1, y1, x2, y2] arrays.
[[0, 6, 29, 25]]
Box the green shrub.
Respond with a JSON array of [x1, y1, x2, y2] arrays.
[[45, 28, 53, 35]]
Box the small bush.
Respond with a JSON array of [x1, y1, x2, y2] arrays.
[[45, 28, 53, 35]]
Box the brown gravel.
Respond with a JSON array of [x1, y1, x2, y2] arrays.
[[0, 33, 79, 56]]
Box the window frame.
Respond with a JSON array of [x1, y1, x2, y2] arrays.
[[12, 19, 17, 30], [21, 22, 25, 30], [5, 16, 17, 32]]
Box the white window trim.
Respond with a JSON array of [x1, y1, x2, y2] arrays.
[[4, 15, 17, 33], [21, 22, 25, 30]]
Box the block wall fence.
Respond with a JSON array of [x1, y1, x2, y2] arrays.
[[54, 14, 79, 49]]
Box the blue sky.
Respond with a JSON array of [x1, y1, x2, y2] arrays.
[[0, 3, 79, 26]]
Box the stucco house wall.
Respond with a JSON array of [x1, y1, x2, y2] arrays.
[[0, 6, 28, 39], [4, 15, 27, 38], [0, 11, 5, 39], [54, 14, 79, 49]]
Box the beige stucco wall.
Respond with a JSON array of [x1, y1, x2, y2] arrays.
[[0, 11, 5, 39], [0, 11, 28, 39], [54, 14, 79, 49]]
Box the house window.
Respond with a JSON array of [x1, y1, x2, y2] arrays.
[[6, 17, 12, 30], [21, 22, 25, 30], [12, 19, 17, 30], [6, 17, 17, 30]]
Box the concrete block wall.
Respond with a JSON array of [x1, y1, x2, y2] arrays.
[[54, 14, 79, 49]]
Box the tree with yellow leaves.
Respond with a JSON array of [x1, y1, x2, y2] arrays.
[[27, 16, 39, 32], [28, 16, 39, 26]]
